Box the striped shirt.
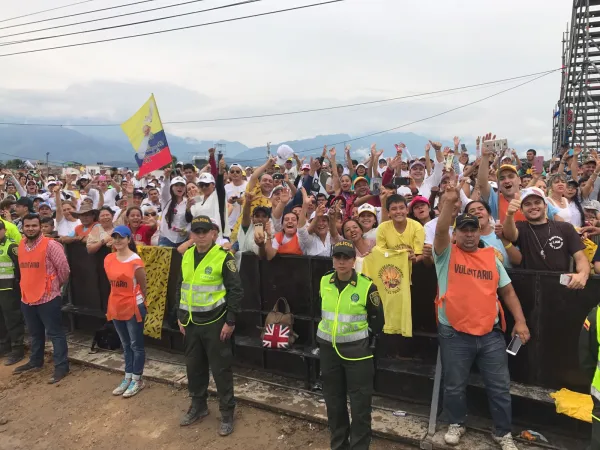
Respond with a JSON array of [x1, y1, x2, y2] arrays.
[[21, 235, 70, 306]]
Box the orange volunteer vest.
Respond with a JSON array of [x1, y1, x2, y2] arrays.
[[75, 222, 97, 237], [19, 237, 54, 304], [274, 232, 303, 255], [435, 245, 506, 336], [104, 253, 145, 322], [498, 195, 525, 224]]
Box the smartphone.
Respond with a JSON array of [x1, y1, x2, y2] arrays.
[[559, 274, 572, 286], [460, 144, 467, 153], [445, 154, 454, 171], [393, 177, 411, 187], [394, 144, 403, 154], [254, 222, 264, 241], [533, 156, 544, 174], [506, 335, 522, 356]]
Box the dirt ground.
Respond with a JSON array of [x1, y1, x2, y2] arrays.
[[0, 358, 409, 450]]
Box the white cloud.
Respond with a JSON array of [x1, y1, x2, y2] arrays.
[[0, 0, 570, 151]]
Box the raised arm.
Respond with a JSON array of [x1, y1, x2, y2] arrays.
[[424, 143, 433, 176], [477, 137, 494, 201], [345, 145, 355, 177], [54, 185, 64, 223], [297, 187, 310, 229], [328, 202, 340, 241], [434, 186, 460, 256], [329, 148, 342, 195], [308, 204, 325, 235], [248, 157, 276, 191], [366, 144, 376, 178], [160, 168, 173, 206], [502, 195, 521, 242], [241, 190, 254, 228], [272, 188, 291, 222]]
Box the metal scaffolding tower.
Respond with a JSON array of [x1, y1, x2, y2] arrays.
[[554, 0, 600, 155]]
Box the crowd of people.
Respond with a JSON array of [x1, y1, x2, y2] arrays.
[[1, 137, 600, 449]]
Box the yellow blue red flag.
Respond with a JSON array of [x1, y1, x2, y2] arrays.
[[121, 94, 172, 176]]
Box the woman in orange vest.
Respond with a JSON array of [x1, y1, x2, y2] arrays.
[[103, 225, 148, 398], [262, 211, 303, 260]]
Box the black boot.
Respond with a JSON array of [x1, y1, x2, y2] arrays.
[[13, 361, 42, 374], [4, 348, 24, 366], [219, 415, 234, 436], [180, 399, 209, 427]]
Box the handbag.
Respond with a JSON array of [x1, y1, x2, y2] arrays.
[[261, 297, 297, 349]]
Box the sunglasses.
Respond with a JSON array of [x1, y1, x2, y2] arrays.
[[230, 170, 241, 174], [199, 183, 210, 188], [144, 212, 157, 217]]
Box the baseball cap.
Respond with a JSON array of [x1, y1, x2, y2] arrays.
[[16, 197, 33, 209], [272, 185, 285, 194], [410, 161, 425, 169], [301, 163, 310, 171], [79, 173, 91, 180], [585, 157, 597, 165], [38, 202, 52, 210], [356, 163, 367, 169], [454, 213, 480, 230], [273, 173, 284, 180], [133, 190, 145, 198], [353, 176, 369, 188], [358, 203, 377, 217], [408, 195, 430, 211], [332, 240, 356, 258], [198, 173, 215, 184], [230, 163, 243, 170], [112, 225, 132, 238], [582, 199, 600, 212], [520, 187, 546, 204], [497, 164, 518, 177], [170, 176, 186, 186], [286, 158, 293, 163], [190, 215, 214, 232]]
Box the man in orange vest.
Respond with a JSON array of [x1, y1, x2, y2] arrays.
[[13, 214, 70, 384], [433, 186, 530, 450]]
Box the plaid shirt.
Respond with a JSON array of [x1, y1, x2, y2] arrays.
[[22, 235, 70, 306]]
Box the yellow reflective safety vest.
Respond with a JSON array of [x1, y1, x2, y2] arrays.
[[591, 308, 600, 420], [317, 271, 372, 360], [179, 244, 227, 326], [0, 239, 15, 291]]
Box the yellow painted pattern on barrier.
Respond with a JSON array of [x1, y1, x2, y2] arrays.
[[138, 245, 172, 339]]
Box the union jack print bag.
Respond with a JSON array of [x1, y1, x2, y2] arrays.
[[261, 297, 297, 348]]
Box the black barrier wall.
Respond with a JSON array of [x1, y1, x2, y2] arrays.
[[62, 243, 599, 393]]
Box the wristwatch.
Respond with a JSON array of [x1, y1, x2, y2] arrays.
[[226, 320, 236, 326]]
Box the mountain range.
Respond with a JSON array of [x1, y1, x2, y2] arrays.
[[0, 118, 548, 168]]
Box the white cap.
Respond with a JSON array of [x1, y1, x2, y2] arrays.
[[170, 176, 186, 186], [198, 173, 215, 184], [520, 187, 546, 204], [397, 186, 412, 196], [358, 203, 377, 216], [79, 174, 91, 181]]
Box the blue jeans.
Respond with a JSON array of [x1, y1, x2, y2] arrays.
[[21, 296, 69, 373], [112, 304, 147, 376], [438, 324, 512, 437], [158, 236, 183, 248]]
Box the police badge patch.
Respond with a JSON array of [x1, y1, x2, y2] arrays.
[[11, 247, 17, 256], [350, 293, 359, 302], [369, 292, 381, 307], [205, 267, 213, 275], [226, 260, 237, 272]]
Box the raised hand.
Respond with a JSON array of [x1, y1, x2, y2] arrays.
[[280, 187, 292, 204], [245, 190, 255, 203], [453, 136, 460, 148], [345, 144, 351, 154], [208, 147, 216, 155], [164, 167, 172, 178], [506, 196, 521, 217], [574, 144, 582, 156], [428, 140, 442, 151], [329, 147, 337, 159], [144, 213, 157, 228], [316, 204, 326, 217], [443, 185, 460, 205], [425, 142, 431, 152], [443, 146, 452, 156]]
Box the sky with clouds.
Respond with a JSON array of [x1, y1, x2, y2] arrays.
[[0, 0, 571, 155]]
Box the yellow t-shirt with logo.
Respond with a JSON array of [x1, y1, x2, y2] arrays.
[[376, 218, 424, 279]]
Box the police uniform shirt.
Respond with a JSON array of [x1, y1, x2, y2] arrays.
[[317, 270, 384, 359], [176, 244, 243, 325]]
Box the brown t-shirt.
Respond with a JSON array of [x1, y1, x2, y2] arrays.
[[515, 220, 585, 271]]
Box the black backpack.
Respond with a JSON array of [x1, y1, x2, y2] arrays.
[[90, 322, 122, 353]]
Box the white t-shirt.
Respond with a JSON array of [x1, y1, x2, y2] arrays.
[[101, 188, 119, 208], [424, 217, 453, 245], [57, 217, 81, 237], [225, 181, 248, 229], [271, 233, 293, 250]]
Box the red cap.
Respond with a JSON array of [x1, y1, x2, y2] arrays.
[[408, 195, 430, 211]]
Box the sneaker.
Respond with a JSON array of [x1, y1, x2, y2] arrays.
[[492, 432, 518, 450], [219, 416, 234, 437], [112, 378, 131, 396], [180, 401, 209, 427], [13, 361, 42, 374], [123, 379, 145, 398], [444, 424, 466, 446]]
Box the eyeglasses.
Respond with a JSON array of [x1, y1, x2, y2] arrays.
[[144, 212, 157, 217], [230, 170, 241, 174]]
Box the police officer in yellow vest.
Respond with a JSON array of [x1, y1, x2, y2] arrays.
[[318, 240, 384, 450], [579, 304, 600, 449], [0, 220, 24, 366], [177, 215, 243, 436]]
